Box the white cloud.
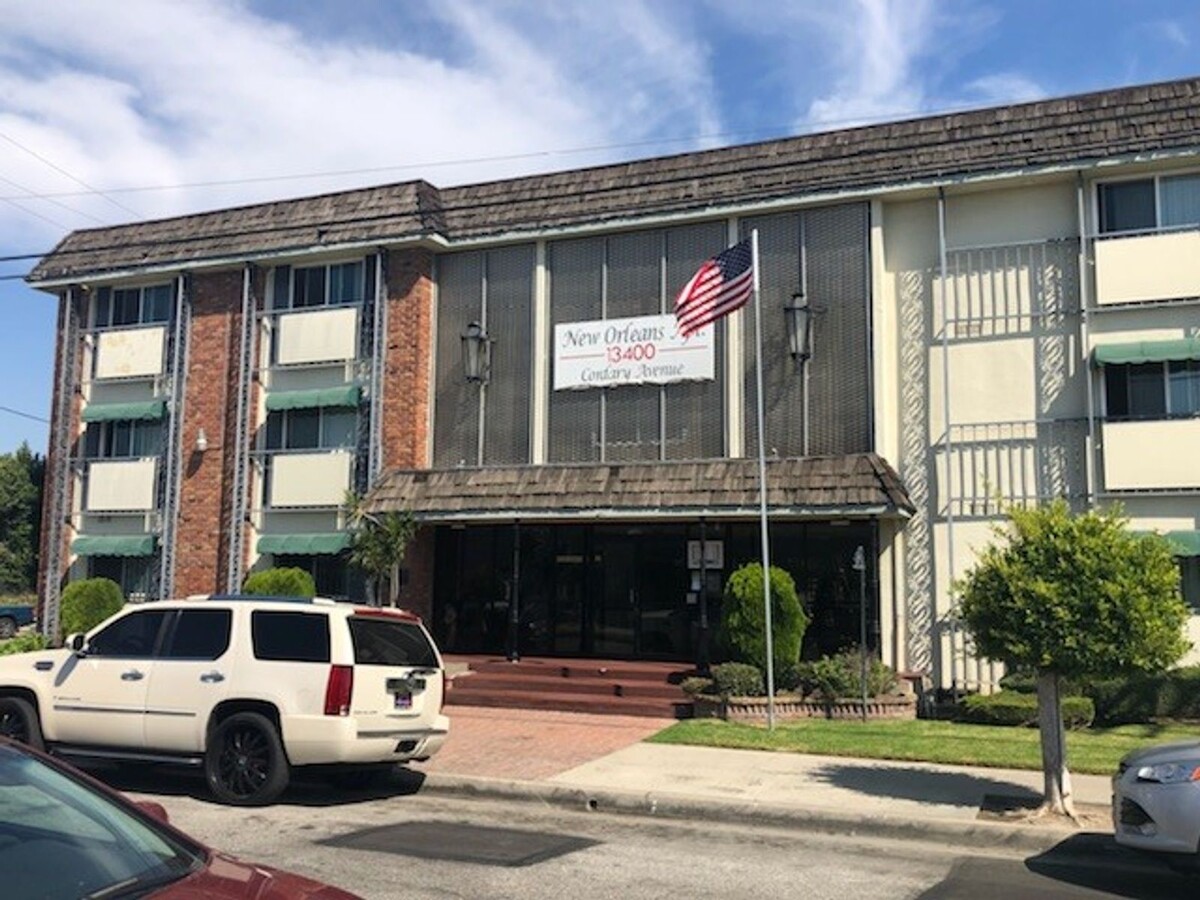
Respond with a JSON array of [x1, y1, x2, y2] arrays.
[[0, 0, 720, 248]]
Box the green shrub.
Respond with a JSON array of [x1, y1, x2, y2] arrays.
[[0, 632, 47, 656], [717, 563, 808, 676], [798, 649, 898, 702], [680, 676, 716, 697], [959, 690, 1094, 729], [1087, 667, 1200, 726], [242, 567, 316, 598], [60, 578, 124, 637], [711, 662, 764, 698]]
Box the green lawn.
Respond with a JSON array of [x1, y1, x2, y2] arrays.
[[648, 718, 1200, 775]]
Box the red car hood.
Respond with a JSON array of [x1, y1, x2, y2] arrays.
[[154, 852, 361, 899]]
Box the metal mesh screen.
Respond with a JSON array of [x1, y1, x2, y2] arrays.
[[548, 238, 603, 462], [665, 221, 727, 459], [433, 252, 483, 468], [483, 245, 534, 465], [806, 203, 871, 454], [605, 231, 662, 461], [741, 213, 804, 456], [741, 203, 871, 457]]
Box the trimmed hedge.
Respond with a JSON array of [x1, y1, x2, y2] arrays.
[[60, 578, 124, 637], [798, 649, 899, 702], [0, 632, 47, 656], [1000, 666, 1200, 726], [711, 662, 764, 698], [718, 564, 807, 676], [243, 567, 316, 598], [960, 690, 1095, 729]]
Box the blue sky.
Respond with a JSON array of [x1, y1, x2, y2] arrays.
[[0, 0, 1197, 453]]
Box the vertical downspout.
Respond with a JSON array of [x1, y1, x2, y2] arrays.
[[477, 254, 488, 467], [937, 188, 959, 699], [1077, 174, 1097, 506]]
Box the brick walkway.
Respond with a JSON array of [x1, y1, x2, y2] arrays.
[[411, 705, 674, 781]]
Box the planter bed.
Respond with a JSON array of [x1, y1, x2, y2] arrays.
[[693, 693, 917, 722]]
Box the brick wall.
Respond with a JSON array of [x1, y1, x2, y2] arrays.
[[397, 526, 434, 621], [173, 270, 242, 597], [381, 249, 433, 471]]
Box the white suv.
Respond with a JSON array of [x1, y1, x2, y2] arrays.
[[0, 595, 449, 805]]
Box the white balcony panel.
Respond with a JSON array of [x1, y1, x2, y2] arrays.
[[1094, 231, 1200, 305], [94, 326, 166, 379], [1102, 420, 1200, 490], [270, 451, 352, 508], [87, 459, 157, 512], [276, 307, 359, 365]]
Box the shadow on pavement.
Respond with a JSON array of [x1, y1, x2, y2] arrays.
[[76, 759, 428, 807], [805, 762, 1041, 809], [1022, 833, 1196, 898]]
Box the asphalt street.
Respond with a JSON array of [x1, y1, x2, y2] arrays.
[[87, 763, 1198, 900]]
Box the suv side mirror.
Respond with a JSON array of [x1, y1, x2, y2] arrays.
[[67, 633, 87, 655]]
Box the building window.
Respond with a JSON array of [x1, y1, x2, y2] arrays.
[[264, 408, 357, 450], [1182, 558, 1200, 613], [93, 284, 173, 328], [1105, 361, 1200, 419], [89, 556, 154, 601], [274, 553, 352, 599], [275, 261, 366, 310], [1098, 173, 1200, 234], [83, 420, 162, 458]]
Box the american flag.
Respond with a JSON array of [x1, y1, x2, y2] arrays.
[[673, 239, 754, 337]]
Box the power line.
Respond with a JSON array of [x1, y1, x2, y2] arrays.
[[0, 100, 996, 206], [0, 130, 142, 218], [0, 172, 109, 227], [0, 405, 48, 424]]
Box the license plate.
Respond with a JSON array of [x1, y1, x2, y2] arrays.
[[394, 689, 412, 710]]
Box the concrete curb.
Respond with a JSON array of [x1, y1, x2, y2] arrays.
[[418, 772, 1092, 856]]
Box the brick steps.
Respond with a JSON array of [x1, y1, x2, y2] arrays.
[[444, 656, 694, 719]]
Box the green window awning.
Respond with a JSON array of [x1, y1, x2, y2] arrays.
[[1165, 531, 1200, 557], [1093, 338, 1200, 366], [73, 534, 156, 557], [81, 399, 167, 423], [264, 385, 361, 412], [257, 532, 352, 555]]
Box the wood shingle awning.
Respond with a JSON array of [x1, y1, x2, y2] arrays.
[[365, 454, 913, 523]]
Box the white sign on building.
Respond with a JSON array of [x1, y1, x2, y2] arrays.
[[553, 313, 714, 391]]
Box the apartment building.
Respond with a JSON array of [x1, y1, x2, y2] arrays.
[[31, 77, 1200, 689]]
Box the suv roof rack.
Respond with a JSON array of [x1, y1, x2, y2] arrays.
[[186, 594, 337, 606]]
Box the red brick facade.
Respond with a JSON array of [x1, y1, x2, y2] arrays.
[[173, 270, 242, 597], [381, 249, 433, 471]]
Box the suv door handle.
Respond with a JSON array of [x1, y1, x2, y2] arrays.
[[200, 672, 225, 683], [121, 670, 144, 681]]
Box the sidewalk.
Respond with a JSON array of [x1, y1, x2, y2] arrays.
[[411, 706, 1114, 854]]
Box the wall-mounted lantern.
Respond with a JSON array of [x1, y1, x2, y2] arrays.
[[784, 292, 813, 363], [461, 321, 491, 384]]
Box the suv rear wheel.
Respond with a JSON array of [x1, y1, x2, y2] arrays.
[[0, 697, 43, 752], [204, 712, 289, 806]]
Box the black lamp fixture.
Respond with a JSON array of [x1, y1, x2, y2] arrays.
[[784, 291, 814, 363], [461, 321, 491, 383]]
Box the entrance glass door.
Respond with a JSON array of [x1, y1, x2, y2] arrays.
[[591, 529, 637, 657]]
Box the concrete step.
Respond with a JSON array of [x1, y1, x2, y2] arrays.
[[460, 657, 692, 684], [450, 670, 687, 700]]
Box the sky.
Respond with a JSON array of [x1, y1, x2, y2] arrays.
[[0, 0, 1198, 454]]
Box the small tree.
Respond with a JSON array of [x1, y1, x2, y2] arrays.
[[718, 563, 808, 679], [243, 567, 316, 598], [60, 578, 124, 638], [346, 492, 416, 607], [958, 500, 1189, 818]]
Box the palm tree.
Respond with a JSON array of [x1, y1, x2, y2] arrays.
[[345, 491, 416, 607]]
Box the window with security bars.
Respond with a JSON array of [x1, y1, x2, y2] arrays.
[[432, 246, 534, 468], [741, 203, 871, 458], [547, 222, 727, 463]]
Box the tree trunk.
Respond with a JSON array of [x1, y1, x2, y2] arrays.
[[1036, 670, 1076, 818], [388, 562, 399, 608]]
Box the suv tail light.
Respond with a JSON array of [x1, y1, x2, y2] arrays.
[[324, 665, 354, 716]]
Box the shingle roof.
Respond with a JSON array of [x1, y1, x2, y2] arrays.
[[30, 77, 1200, 283], [365, 454, 914, 522]]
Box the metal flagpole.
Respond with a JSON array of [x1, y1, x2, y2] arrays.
[[750, 229, 776, 730]]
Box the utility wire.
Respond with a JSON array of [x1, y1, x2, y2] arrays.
[[0, 404, 48, 424], [0, 130, 142, 218]]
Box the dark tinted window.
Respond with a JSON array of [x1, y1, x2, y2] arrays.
[[1099, 180, 1156, 233], [164, 610, 232, 660], [251, 611, 330, 662], [89, 611, 167, 658], [349, 617, 438, 667], [1106, 364, 1167, 419]]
